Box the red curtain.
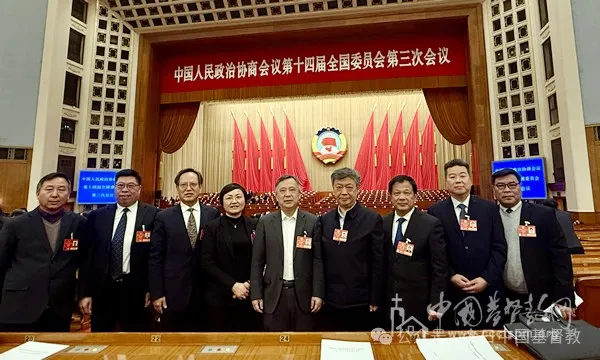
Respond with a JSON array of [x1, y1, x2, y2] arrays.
[[159, 103, 199, 154], [421, 115, 438, 190], [232, 120, 246, 186], [259, 119, 273, 192], [246, 120, 260, 191], [272, 118, 285, 186], [390, 112, 405, 177], [376, 112, 391, 190], [423, 88, 471, 145], [354, 112, 377, 190], [285, 116, 313, 191], [405, 110, 422, 187]]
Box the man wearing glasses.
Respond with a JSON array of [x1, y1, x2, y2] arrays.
[[491, 168, 575, 322], [149, 168, 219, 331], [79, 169, 160, 331]]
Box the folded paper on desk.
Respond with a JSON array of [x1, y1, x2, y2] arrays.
[[416, 335, 503, 360], [0, 341, 69, 360], [320, 339, 374, 360]]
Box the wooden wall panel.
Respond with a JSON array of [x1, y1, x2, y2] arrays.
[[585, 126, 600, 212], [0, 150, 33, 212], [131, 36, 161, 204]]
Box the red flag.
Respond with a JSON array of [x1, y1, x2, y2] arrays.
[[376, 111, 391, 190], [232, 120, 246, 186], [421, 115, 438, 189], [390, 112, 405, 177], [246, 120, 260, 191], [354, 111, 377, 190], [259, 118, 273, 192], [272, 118, 285, 187], [405, 110, 422, 187], [285, 115, 312, 191]]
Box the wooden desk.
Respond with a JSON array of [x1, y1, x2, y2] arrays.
[[0, 332, 535, 359]]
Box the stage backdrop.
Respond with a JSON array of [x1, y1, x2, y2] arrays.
[[158, 90, 471, 195]]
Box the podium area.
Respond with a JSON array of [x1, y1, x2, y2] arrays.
[[0, 331, 535, 359]]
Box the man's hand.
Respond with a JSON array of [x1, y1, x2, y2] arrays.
[[311, 297, 323, 313], [79, 297, 92, 315], [369, 305, 379, 312], [557, 305, 576, 320], [252, 299, 264, 313], [427, 308, 442, 321], [232, 282, 249, 299], [144, 292, 151, 308], [463, 277, 488, 294], [153, 297, 167, 315], [451, 274, 470, 289]]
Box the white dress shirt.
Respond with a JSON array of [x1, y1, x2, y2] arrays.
[[391, 207, 416, 245], [112, 201, 138, 274], [451, 195, 471, 224], [337, 201, 357, 230], [281, 208, 298, 281], [180, 202, 201, 234]]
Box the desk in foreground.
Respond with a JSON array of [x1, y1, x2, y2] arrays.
[[0, 331, 535, 359]]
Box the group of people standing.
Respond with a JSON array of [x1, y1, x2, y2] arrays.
[[0, 158, 575, 333]]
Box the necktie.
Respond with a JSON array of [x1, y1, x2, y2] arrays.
[[187, 208, 198, 248], [110, 208, 128, 279], [458, 203, 467, 220], [393, 218, 406, 250], [506, 208, 513, 214]]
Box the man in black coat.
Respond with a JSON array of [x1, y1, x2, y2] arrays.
[[382, 175, 448, 331], [0, 172, 86, 331], [149, 168, 219, 331], [250, 175, 324, 331], [320, 168, 385, 331], [78, 169, 160, 331], [427, 159, 507, 330], [541, 199, 584, 254], [492, 169, 575, 322]]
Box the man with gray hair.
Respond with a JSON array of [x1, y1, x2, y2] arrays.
[[319, 168, 385, 331]]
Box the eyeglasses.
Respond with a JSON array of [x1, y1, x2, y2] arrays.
[[178, 182, 199, 190], [116, 183, 139, 190], [495, 182, 520, 190]]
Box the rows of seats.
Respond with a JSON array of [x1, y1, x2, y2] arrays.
[[572, 225, 600, 327]]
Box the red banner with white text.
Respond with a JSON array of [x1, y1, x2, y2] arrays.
[[160, 33, 467, 93]]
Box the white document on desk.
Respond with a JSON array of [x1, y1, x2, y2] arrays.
[[0, 341, 69, 360], [416, 335, 503, 360], [320, 339, 375, 360]]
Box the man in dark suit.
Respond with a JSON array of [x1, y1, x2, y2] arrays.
[[251, 175, 324, 331], [492, 169, 575, 321], [382, 175, 448, 331], [0, 172, 86, 331], [541, 199, 584, 254], [78, 169, 160, 331], [427, 159, 507, 330], [0, 197, 6, 232], [149, 168, 219, 331], [320, 168, 385, 331]]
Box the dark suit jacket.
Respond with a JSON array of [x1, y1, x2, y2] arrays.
[[0, 209, 86, 323], [201, 215, 257, 308], [427, 196, 507, 289], [0, 215, 6, 232], [148, 203, 219, 312], [320, 203, 385, 308], [78, 202, 160, 307], [512, 202, 574, 308], [555, 209, 583, 254], [250, 209, 324, 315], [383, 209, 448, 323]]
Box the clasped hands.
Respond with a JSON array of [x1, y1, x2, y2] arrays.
[[232, 281, 251, 300], [451, 274, 488, 294]]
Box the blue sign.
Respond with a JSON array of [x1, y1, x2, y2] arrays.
[[76, 170, 117, 205], [491, 157, 547, 199]]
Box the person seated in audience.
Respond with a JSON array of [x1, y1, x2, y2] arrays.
[[251, 175, 324, 331], [202, 183, 261, 332], [492, 169, 575, 322], [0, 172, 86, 332], [540, 199, 584, 254]]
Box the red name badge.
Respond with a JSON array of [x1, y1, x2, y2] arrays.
[[396, 239, 414, 257], [63, 238, 79, 251], [136, 231, 151, 243], [518, 222, 537, 237], [333, 228, 348, 242], [296, 233, 312, 249], [460, 218, 478, 232]]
